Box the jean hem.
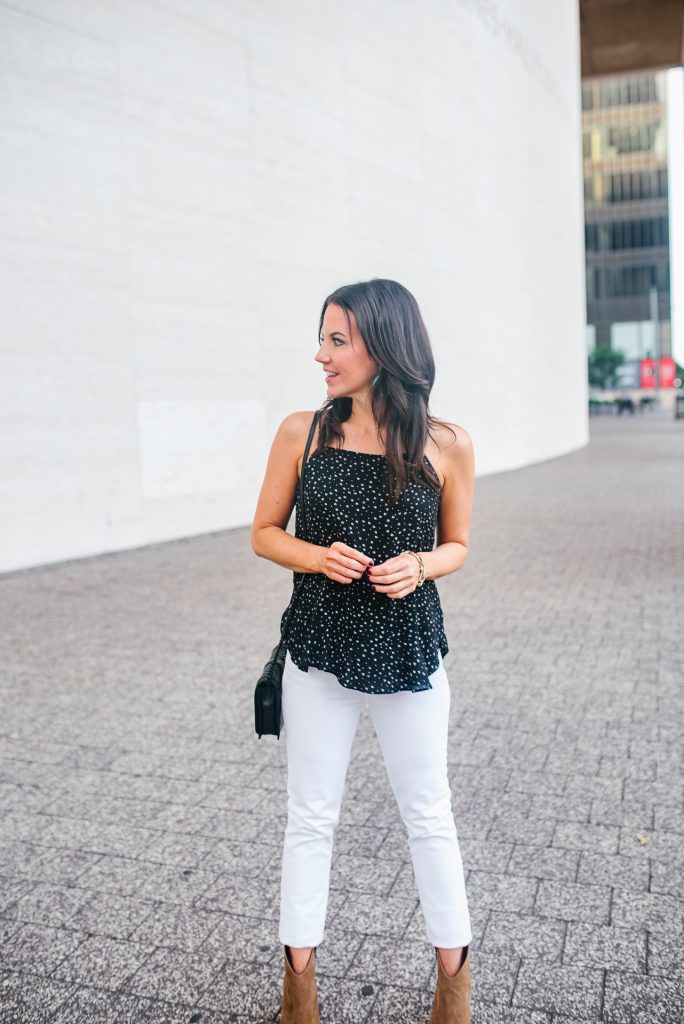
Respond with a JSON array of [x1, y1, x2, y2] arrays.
[[428, 931, 473, 948], [279, 934, 325, 947]]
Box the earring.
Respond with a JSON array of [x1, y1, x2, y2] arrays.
[[372, 373, 381, 385]]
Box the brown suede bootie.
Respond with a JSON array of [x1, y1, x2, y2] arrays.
[[281, 945, 321, 1024], [429, 944, 471, 1024]]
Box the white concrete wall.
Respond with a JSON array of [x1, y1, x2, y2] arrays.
[[0, 0, 588, 574]]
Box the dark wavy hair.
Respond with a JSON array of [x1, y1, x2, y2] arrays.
[[312, 278, 457, 505]]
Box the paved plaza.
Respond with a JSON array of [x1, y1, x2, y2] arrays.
[[1, 407, 683, 1023]]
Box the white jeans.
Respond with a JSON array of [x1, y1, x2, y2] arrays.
[[279, 649, 472, 949]]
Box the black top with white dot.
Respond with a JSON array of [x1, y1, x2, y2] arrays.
[[282, 445, 449, 693]]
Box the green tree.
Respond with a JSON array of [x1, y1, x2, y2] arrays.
[[588, 347, 625, 389]]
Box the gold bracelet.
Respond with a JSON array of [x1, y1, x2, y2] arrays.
[[407, 550, 426, 587]]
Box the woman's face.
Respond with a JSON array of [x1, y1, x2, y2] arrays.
[[315, 303, 378, 397]]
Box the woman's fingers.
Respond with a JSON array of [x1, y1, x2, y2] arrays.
[[333, 573, 355, 584], [368, 568, 405, 584], [324, 556, 364, 582], [368, 554, 418, 593], [373, 582, 407, 595], [340, 556, 368, 574], [322, 544, 418, 596], [341, 546, 372, 570], [327, 554, 364, 578], [329, 542, 372, 579], [374, 585, 411, 598]]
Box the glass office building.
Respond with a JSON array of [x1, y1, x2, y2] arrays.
[[582, 71, 671, 361]]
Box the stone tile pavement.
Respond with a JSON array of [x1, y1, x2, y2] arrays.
[[1, 406, 683, 1023]]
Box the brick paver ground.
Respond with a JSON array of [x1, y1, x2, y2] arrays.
[[1, 406, 683, 1023]]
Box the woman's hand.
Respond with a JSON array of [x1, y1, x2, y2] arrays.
[[318, 542, 373, 584], [367, 552, 422, 599]]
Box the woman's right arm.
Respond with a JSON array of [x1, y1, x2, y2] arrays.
[[251, 411, 372, 582], [251, 411, 325, 574]]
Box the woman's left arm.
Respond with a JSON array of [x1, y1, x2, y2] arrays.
[[422, 425, 475, 582]]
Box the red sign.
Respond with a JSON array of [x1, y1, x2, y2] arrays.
[[640, 357, 676, 388]]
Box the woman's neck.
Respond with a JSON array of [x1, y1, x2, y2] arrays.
[[346, 395, 381, 439]]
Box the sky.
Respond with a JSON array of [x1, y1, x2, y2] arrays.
[[667, 66, 684, 367]]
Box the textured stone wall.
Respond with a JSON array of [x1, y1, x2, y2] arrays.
[[0, 1, 587, 572]]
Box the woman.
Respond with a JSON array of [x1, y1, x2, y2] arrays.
[[251, 279, 475, 1024]]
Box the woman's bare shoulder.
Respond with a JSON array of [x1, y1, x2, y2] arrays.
[[431, 420, 473, 455], [428, 420, 474, 486], [276, 409, 320, 444], [274, 410, 322, 478]]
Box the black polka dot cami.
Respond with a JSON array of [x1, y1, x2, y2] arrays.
[[281, 444, 449, 694]]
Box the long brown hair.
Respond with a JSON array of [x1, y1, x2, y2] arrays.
[[312, 278, 457, 505]]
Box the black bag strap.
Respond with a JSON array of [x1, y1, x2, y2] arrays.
[[276, 407, 323, 652]]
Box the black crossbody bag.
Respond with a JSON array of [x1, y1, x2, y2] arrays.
[[254, 408, 321, 739]]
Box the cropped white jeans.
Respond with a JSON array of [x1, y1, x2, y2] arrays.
[[278, 648, 472, 949]]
